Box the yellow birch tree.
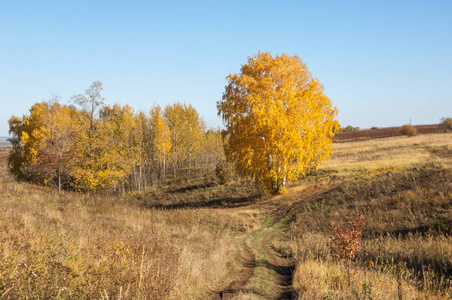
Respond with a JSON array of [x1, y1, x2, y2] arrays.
[[217, 51, 338, 194], [150, 105, 171, 183], [33, 99, 76, 191], [164, 103, 205, 177], [8, 104, 46, 180], [101, 104, 140, 192], [70, 81, 115, 192], [8, 99, 76, 191]]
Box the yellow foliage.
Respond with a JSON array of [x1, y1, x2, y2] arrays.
[[218, 51, 338, 193], [151, 105, 172, 161], [8, 82, 225, 193], [8, 100, 75, 186], [164, 103, 205, 176], [70, 82, 132, 192]]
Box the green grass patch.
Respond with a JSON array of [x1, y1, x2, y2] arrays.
[[262, 216, 274, 226], [281, 215, 294, 225]]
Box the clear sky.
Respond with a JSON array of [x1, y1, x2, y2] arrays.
[[1, 0, 451, 137]]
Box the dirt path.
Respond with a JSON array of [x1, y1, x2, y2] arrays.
[[262, 235, 295, 300], [212, 244, 256, 300], [212, 220, 296, 299], [209, 176, 344, 299]]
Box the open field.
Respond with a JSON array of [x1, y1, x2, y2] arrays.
[[0, 137, 12, 149], [286, 132, 452, 299], [334, 124, 442, 143], [0, 130, 451, 299], [0, 149, 8, 167]]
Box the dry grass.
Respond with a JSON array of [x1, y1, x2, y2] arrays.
[[1, 132, 452, 299], [0, 165, 261, 299], [288, 132, 452, 299], [293, 259, 429, 299], [322, 133, 452, 177], [0, 149, 8, 167], [292, 232, 451, 299]]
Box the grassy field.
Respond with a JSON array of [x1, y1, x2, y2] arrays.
[[0, 137, 12, 149], [288, 133, 452, 299], [0, 131, 451, 299], [0, 143, 11, 148], [0, 150, 8, 167]]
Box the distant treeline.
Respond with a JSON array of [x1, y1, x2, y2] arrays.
[[8, 81, 224, 192], [338, 125, 360, 132]]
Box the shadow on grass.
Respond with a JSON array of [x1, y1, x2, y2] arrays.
[[169, 182, 219, 193], [138, 179, 264, 210], [365, 220, 452, 239], [361, 250, 452, 290], [143, 194, 261, 210], [254, 259, 295, 300]]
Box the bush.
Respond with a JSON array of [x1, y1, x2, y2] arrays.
[[340, 125, 360, 132], [215, 159, 235, 184], [400, 124, 417, 137], [440, 117, 452, 132]]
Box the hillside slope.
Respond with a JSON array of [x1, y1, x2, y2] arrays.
[[285, 132, 452, 299], [0, 132, 451, 299]]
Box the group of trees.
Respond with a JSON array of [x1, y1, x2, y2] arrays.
[[339, 125, 360, 132], [8, 82, 223, 193], [10, 52, 338, 195]]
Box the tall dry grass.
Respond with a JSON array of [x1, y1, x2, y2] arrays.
[[2, 132, 451, 299], [0, 165, 260, 299], [289, 132, 452, 299]]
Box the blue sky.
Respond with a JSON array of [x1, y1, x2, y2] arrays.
[[1, 0, 451, 136]]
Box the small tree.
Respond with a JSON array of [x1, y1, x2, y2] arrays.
[[8, 99, 76, 191], [400, 124, 417, 136], [440, 117, 452, 132], [215, 159, 234, 184], [340, 125, 360, 132], [331, 212, 366, 285]]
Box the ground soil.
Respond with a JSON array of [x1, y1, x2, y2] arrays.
[[262, 235, 296, 300], [212, 229, 296, 300], [212, 244, 256, 300]]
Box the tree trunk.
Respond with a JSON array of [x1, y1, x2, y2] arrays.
[[163, 152, 167, 184], [138, 164, 142, 192], [188, 152, 192, 177], [348, 258, 351, 287], [58, 170, 61, 193], [58, 153, 62, 193]]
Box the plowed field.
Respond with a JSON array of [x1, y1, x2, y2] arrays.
[[0, 150, 8, 166], [333, 124, 442, 143]]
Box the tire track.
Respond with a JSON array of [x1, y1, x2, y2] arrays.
[[212, 244, 256, 300], [262, 234, 296, 300]]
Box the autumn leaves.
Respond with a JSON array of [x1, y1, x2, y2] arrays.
[[218, 52, 338, 194], [8, 82, 221, 192], [9, 52, 338, 194]]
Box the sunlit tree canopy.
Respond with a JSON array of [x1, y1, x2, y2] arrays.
[[217, 51, 338, 193]]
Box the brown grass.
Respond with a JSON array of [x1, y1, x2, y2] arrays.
[[287, 132, 452, 299], [1, 131, 451, 299], [0, 165, 262, 299], [0, 149, 9, 167], [334, 124, 441, 143]]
